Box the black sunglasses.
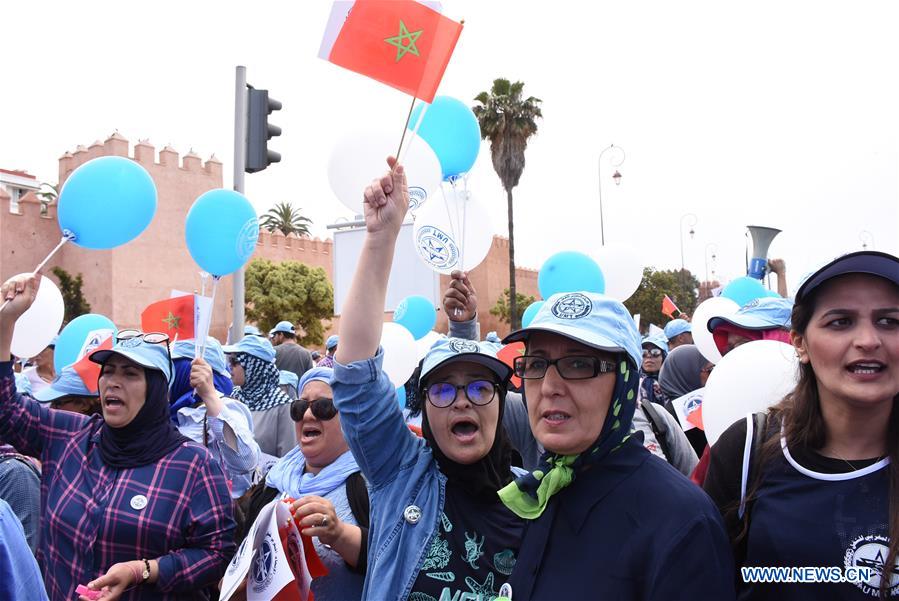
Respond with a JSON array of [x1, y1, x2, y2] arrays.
[[290, 397, 338, 421]]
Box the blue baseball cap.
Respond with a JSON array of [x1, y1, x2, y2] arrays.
[[326, 335, 339, 350], [707, 296, 794, 332], [33, 364, 98, 402], [504, 292, 643, 368], [269, 321, 295, 337], [278, 370, 299, 389], [90, 337, 173, 383], [222, 335, 276, 362], [171, 338, 229, 376], [244, 325, 262, 337], [663, 319, 692, 341], [419, 338, 512, 384], [642, 332, 669, 354], [795, 251, 899, 305]]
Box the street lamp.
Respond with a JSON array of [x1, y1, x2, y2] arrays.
[[859, 230, 875, 250], [680, 213, 697, 274], [704, 243, 718, 283], [598, 144, 626, 246]]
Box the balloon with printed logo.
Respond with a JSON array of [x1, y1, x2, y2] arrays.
[[10, 274, 65, 359], [521, 300, 544, 328], [594, 244, 643, 302], [691, 296, 741, 364], [380, 322, 418, 388], [54, 313, 118, 372], [185, 189, 259, 277], [393, 295, 437, 340], [702, 340, 798, 445], [57, 156, 157, 249], [328, 129, 441, 214], [538, 251, 605, 299], [412, 184, 494, 275], [721, 276, 768, 307], [409, 97, 481, 179]]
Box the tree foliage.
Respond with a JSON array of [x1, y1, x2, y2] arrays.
[[473, 78, 542, 330], [51, 266, 91, 325], [623, 267, 700, 334], [489, 288, 537, 325], [244, 258, 333, 345], [260, 202, 313, 237]]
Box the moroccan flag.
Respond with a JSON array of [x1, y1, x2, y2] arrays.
[[141, 295, 195, 340], [72, 334, 113, 393], [661, 295, 680, 319], [320, 0, 463, 102], [497, 342, 526, 389]]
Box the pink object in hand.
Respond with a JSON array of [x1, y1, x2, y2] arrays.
[[76, 584, 102, 600]]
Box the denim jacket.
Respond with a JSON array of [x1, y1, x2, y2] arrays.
[[331, 350, 446, 601]]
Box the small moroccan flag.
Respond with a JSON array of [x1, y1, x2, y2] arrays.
[[319, 0, 463, 102], [661, 295, 680, 319], [141, 295, 196, 340]]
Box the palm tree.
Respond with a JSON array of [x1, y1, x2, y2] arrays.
[[473, 79, 542, 329], [260, 202, 313, 237], [36, 182, 59, 216]]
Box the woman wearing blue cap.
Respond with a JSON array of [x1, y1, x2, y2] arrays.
[[704, 250, 899, 600], [331, 159, 525, 601], [0, 274, 235, 600]]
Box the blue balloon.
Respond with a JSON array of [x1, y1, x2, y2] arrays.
[[185, 189, 259, 276], [764, 289, 781, 298], [409, 97, 481, 179], [396, 386, 406, 409], [722, 276, 768, 307], [521, 300, 545, 328], [54, 314, 117, 372], [538, 251, 606, 299], [58, 156, 157, 249], [393, 295, 437, 340]]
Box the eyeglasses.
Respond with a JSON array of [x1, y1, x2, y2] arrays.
[[701, 364, 715, 374], [290, 398, 338, 421], [642, 348, 663, 358], [424, 380, 498, 408], [116, 329, 171, 363], [513, 355, 617, 380]]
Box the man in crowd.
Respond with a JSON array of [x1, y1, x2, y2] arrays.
[[269, 321, 314, 381]]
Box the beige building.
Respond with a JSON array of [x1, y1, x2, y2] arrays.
[[0, 134, 538, 348]]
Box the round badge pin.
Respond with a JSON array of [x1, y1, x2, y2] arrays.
[[130, 494, 148, 510]]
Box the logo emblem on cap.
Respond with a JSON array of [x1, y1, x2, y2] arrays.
[[416, 225, 459, 270], [742, 298, 761, 310], [449, 339, 479, 353], [120, 337, 143, 349], [551, 293, 592, 320]]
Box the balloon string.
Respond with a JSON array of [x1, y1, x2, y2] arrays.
[[0, 232, 74, 314]]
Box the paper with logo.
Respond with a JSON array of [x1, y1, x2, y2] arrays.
[[71, 331, 115, 393], [319, 0, 463, 102], [142, 294, 196, 340], [671, 389, 704, 432]]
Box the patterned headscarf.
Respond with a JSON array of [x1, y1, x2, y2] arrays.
[[498, 356, 640, 519], [231, 352, 293, 412]]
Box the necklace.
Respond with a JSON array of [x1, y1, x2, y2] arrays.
[[827, 447, 885, 472]]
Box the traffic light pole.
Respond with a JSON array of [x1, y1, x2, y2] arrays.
[[231, 65, 247, 344]]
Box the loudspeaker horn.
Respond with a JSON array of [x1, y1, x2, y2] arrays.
[[746, 225, 781, 279]]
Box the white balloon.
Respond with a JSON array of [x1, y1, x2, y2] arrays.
[[11, 274, 65, 359], [380, 322, 419, 388], [702, 340, 799, 445], [414, 330, 445, 361], [328, 130, 442, 215], [594, 244, 644, 302], [412, 184, 494, 275], [691, 296, 741, 364]]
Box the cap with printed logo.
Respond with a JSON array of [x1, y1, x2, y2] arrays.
[[222, 335, 277, 363], [419, 338, 512, 384], [707, 296, 794, 333], [33, 364, 98, 402], [90, 337, 173, 383]]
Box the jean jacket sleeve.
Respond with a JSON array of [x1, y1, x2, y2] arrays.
[[331, 349, 424, 490]]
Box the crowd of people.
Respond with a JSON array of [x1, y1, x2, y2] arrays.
[[0, 158, 896, 600]]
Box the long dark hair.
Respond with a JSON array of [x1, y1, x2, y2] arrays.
[[735, 283, 899, 599]]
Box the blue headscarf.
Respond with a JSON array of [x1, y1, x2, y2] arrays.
[[169, 358, 235, 420]]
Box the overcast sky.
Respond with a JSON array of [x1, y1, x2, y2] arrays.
[[3, 0, 897, 296]]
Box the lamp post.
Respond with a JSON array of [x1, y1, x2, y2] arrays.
[[704, 243, 718, 283], [679, 213, 697, 274], [597, 144, 626, 246], [859, 230, 875, 250]]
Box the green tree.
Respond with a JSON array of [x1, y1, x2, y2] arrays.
[[51, 266, 91, 325], [624, 267, 700, 334], [489, 288, 537, 326], [260, 202, 313, 237], [244, 258, 333, 346], [473, 79, 542, 330]]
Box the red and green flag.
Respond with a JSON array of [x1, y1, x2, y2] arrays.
[[661, 295, 680, 319], [141, 295, 196, 340], [319, 0, 463, 102]]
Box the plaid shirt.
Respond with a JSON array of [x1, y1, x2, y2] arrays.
[[0, 362, 235, 600]]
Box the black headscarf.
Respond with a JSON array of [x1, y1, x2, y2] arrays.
[[98, 367, 191, 469], [419, 374, 514, 504]]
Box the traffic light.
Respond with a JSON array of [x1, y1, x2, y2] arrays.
[[246, 87, 282, 173]]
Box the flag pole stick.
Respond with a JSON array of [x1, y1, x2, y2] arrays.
[[0, 231, 74, 314], [394, 95, 418, 163]]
